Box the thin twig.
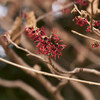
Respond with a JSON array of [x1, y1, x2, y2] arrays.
[[7, 35, 48, 63], [72, 30, 100, 43], [1, 57, 100, 86], [68, 68, 100, 76], [74, 4, 81, 14]]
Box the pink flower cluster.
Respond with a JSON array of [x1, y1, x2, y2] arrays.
[[74, 0, 87, 6], [93, 20, 100, 28], [86, 20, 100, 33], [73, 17, 100, 33], [24, 27, 66, 59], [85, 26, 90, 33], [24, 27, 45, 42], [73, 17, 88, 27]]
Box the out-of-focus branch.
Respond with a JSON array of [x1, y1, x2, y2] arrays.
[[0, 78, 47, 100], [54, 80, 70, 93], [71, 78, 95, 100], [36, 2, 74, 22]]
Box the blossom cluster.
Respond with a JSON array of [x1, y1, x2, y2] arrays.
[[73, 16, 90, 33], [86, 20, 100, 33], [24, 27, 66, 59], [93, 20, 100, 28], [72, 2, 100, 48], [73, 16, 88, 27], [73, 16, 100, 33]]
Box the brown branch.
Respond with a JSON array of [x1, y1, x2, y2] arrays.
[[6, 35, 48, 63], [71, 78, 95, 100], [0, 78, 47, 100], [0, 56, 95, 100], [1, 56, 100, 86], [68, 68, 100, 76], [72, 30, 100, 43], [54, 80, 70, 93]]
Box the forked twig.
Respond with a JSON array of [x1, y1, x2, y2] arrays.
[[1, 57, 100, 86]]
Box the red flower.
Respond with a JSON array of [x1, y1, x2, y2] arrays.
[[24, 27, 66, 59], [93, 20, 100, 28], [73, 17, 88, 27], [86, 20, 100, 33], [24, 26, 45, 42], [49, 33, 66, 59], [36, 33, 66, 59], [86, 26, 90, 33]]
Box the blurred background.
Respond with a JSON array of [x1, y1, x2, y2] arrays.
[[0, 0, 100, 100]]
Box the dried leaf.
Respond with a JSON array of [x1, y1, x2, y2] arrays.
[[9, 16, 22, 44], [25, 11, 36, 28]]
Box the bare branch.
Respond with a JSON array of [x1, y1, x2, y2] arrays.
[[1, 57, 100, 86], [68, 68, 100, 76], [72, 30, 100, 43]]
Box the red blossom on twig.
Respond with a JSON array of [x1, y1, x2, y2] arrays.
[[86, 26, 90, 33], [93, 20, 100, 28], [24, 27, 45, 42], [73, 16, 88, 27], [24, 27, 66, 59]]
